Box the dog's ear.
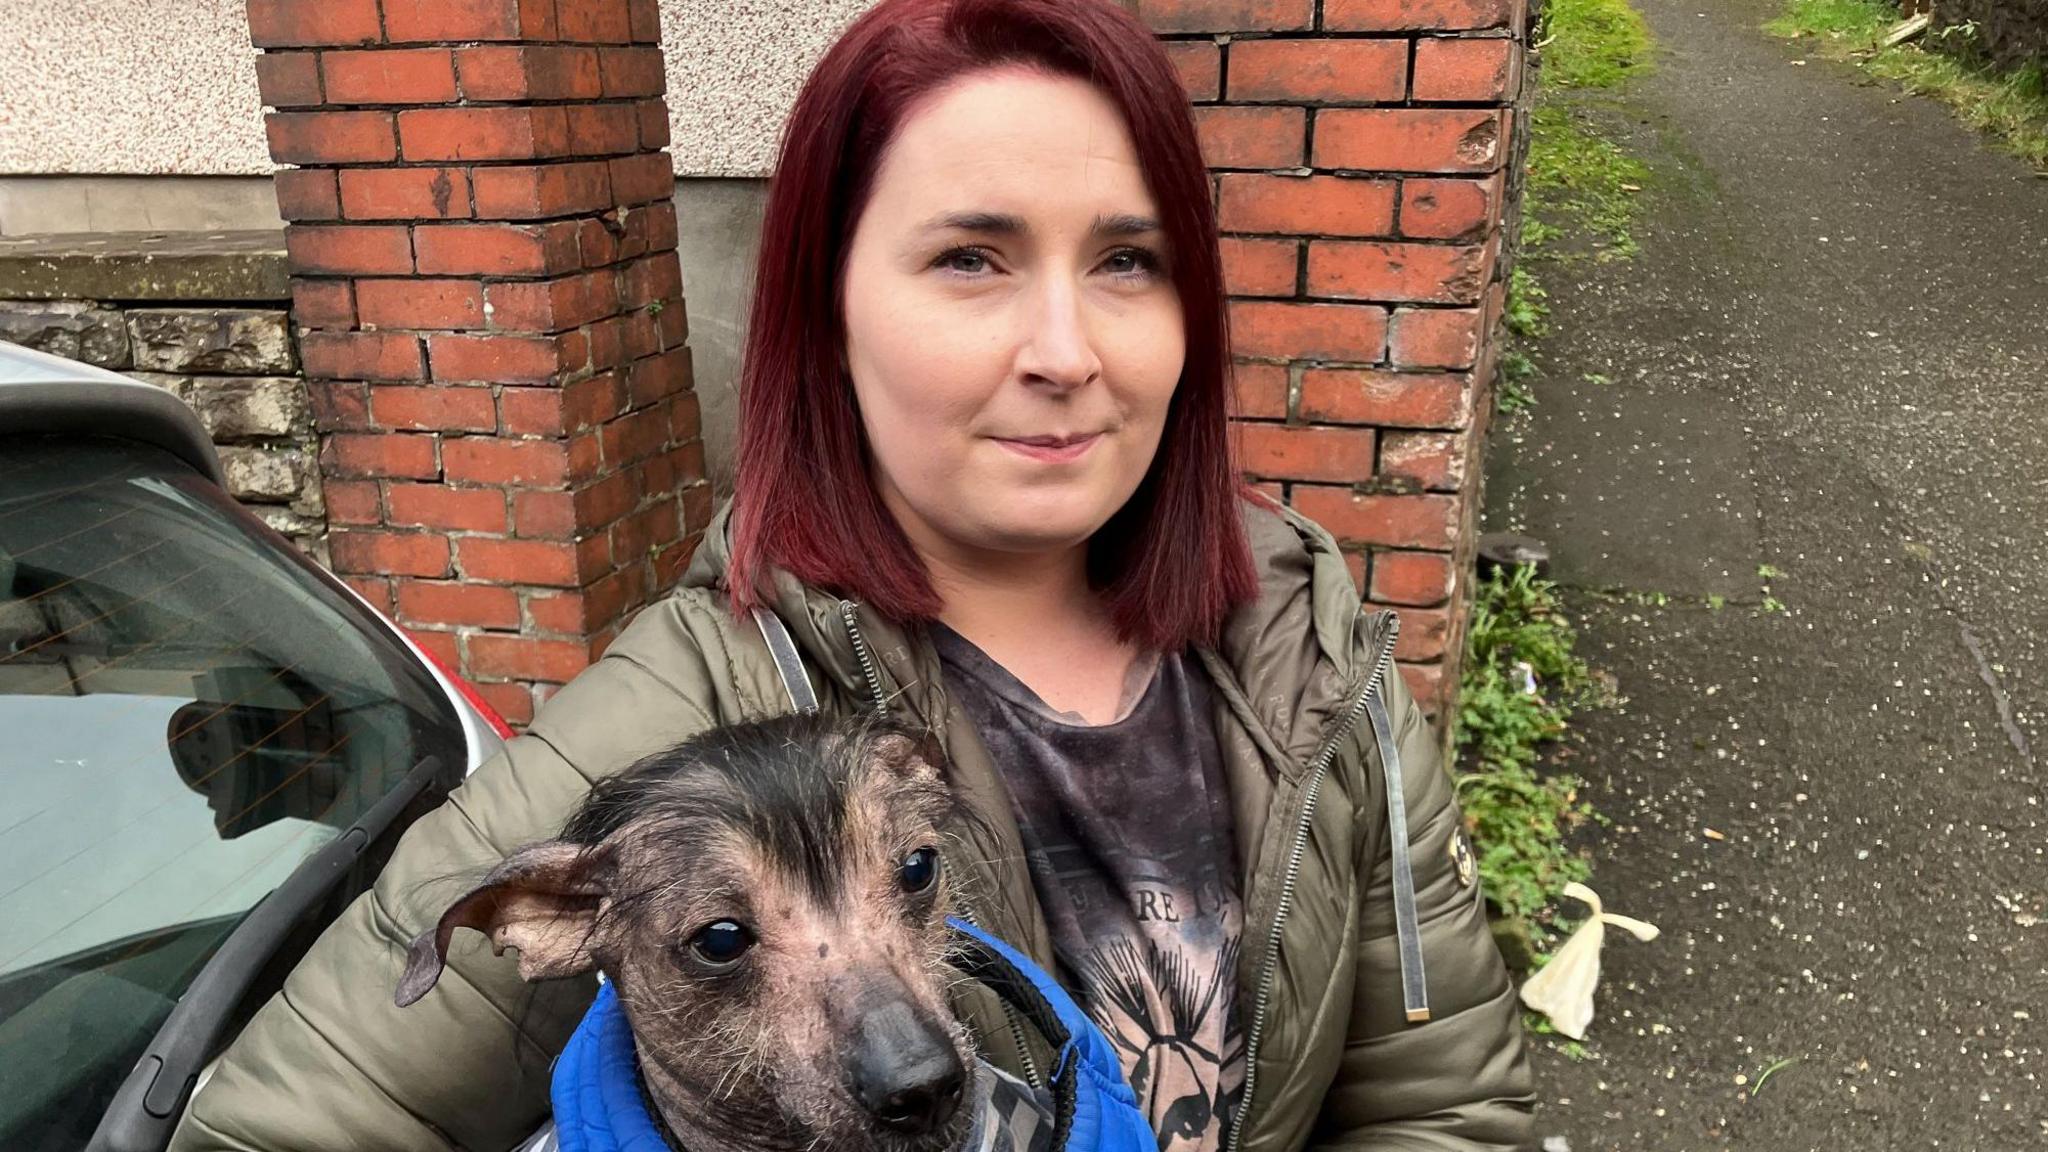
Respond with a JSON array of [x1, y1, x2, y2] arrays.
[[395, 842, 613, 1007], [866, 724, 948, 785]]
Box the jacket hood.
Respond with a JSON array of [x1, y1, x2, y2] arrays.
[[679, 495, 1380, 766]]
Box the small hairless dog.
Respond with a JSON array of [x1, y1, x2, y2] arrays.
[[397, 717, 1144, 1152]]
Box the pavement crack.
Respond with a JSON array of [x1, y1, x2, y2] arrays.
[[1958, 620, 2037, 778]]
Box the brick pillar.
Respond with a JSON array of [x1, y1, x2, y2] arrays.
[[249, 0, 710, 727], [1140, 0, 1529, 722]]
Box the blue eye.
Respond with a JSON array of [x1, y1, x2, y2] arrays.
[[688, 920, 754, 969], [935, 247, 991, 275], [899, 847, 940, 894]]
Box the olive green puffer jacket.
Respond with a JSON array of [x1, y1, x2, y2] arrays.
[[172, 500, 1532, 1152]]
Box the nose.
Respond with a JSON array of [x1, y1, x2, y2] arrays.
[[847, 998, 966, 1135], [1016, 280, 1101, 393]]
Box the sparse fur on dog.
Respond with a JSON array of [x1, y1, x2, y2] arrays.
[[397, 716, 991, 1152]]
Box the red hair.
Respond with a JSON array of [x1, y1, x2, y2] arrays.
[[729, 0, 1257, 651]]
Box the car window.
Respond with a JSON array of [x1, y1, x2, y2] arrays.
[[0, 434, 467, 1152]]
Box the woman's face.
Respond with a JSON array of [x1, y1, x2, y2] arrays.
[[841, 68, 1186, 568]]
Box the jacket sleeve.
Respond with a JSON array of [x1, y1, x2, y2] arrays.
[[1311, 666, 1536, 1152], [171, 600, 736, 1152]]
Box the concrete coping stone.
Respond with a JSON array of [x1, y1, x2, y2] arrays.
[[0, 230, 289, 302]]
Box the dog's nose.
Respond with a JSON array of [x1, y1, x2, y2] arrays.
[[849, 999, 966, 1134]]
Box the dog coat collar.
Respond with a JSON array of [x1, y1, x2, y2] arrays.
[[552, 980, 679, 1152], [943, 918, 1155, 1152], [549, 922, 1153, 1152]]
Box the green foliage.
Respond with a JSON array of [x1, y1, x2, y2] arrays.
[[1763, 0, 1882, 37], [1767, 0, 2048, 169], [1471, 0, 1640, 934], [1505, 265, 1550, 339], [1499, 0, 1655, 418], [1497, 266, 1548, 415], [1539, 0, 1654, 90], [1498, 348, 1538, 413], [1455, 566, 1599, 931], [1527, 104, 1652, 262]]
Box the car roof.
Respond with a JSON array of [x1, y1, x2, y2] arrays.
[[0, 341, 226, 486]]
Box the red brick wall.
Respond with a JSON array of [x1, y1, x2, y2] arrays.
[[252, 0, 1528, 729], [1140, 0, 1530, 719], [250, 0, 710, 727]]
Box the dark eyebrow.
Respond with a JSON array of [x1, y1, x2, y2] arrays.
[[1093, 212, 1162, 238], [921, 211, 1027, 235], [917, 211, 1163, 238]]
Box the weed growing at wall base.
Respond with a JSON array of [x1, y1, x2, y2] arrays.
[[1767, 0, 2048, 169], [1467, 0, 1647, 974], [1454, 566, 1599, 940]]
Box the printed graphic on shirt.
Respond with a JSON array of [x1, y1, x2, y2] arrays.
[[930, 626, 1245, 1152], [1072, 915, 1244, 1150]]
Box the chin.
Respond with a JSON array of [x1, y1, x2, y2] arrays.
[[970, 496, 1123, 553]]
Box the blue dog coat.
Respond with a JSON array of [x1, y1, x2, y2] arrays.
[[549, 919, 1154, 1152]]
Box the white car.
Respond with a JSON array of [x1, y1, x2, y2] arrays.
[[0, 341, 511, 1152]]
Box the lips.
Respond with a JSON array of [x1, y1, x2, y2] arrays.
[[991, 432, 1102, 463], [1007, 433, 1093, 448]]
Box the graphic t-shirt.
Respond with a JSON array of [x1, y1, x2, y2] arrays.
[[931, 624, 1245, 1152]]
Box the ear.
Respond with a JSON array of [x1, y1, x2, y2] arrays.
[[394, 842, 613, 1008], [867, 725, 947, 785]]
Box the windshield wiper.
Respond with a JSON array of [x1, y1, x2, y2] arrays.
[[84, 755, 447, 1152]]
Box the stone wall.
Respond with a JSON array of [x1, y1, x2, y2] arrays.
[[0, 231, 327, 559]]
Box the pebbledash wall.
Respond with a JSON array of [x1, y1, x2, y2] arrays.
[[0, 0, 1535, 729]]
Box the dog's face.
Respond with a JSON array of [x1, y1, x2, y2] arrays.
[[398, 720, 978, 1152]]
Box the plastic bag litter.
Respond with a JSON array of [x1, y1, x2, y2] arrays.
[[1518, 882, 1659, 1040]]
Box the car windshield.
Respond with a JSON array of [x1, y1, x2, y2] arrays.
[[0, 434, 465, 1151]]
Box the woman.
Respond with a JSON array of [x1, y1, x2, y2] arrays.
[[174, 1, 1532, 1149]]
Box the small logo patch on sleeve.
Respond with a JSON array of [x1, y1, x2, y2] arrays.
[[1450, 828, 1477, 889]]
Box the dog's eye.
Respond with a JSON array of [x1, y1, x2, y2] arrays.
[[688, 920, 754, 969], [898, 847, 939, 894]]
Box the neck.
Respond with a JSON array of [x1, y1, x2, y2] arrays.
[[924, 540, 1097, 641], [637, 1055, 802, 1152]]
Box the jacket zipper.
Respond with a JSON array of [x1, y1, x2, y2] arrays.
[[1225, 609, 1400, 1152], [840, 601, 1043, 1090], [838, 601, 892, 715], [954, 904, 1045, 1090]]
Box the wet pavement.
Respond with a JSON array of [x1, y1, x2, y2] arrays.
[[1483, 0, 2048, 1146]]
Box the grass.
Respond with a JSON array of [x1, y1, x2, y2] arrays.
[[1454, 566, 1599, 938], [1498, 0, 1656, 418], [1526, 103, 1654, 262], [1748, 1056, 1801, 1097], [1539, 0, 1654, 90], [1766, 0, 2048, 169]]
